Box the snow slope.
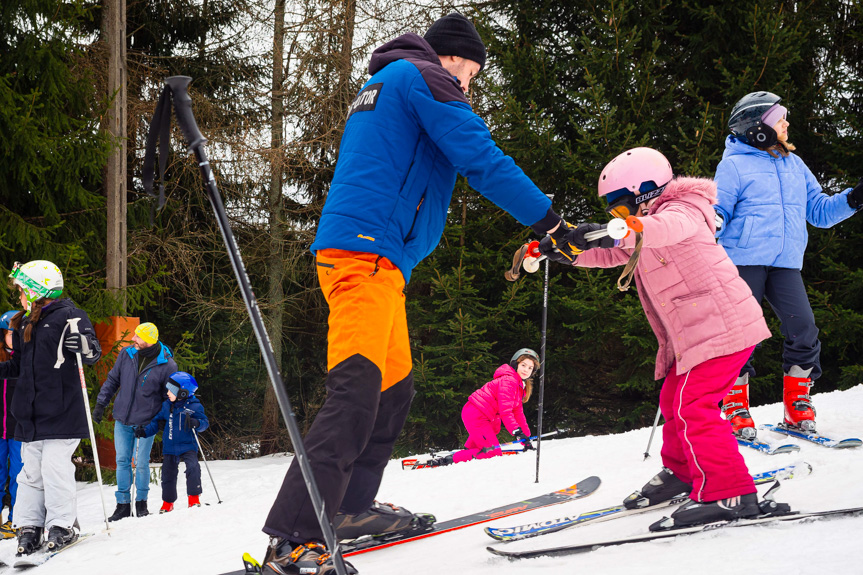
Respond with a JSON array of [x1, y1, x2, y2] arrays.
[[7, 385, 863, 574]]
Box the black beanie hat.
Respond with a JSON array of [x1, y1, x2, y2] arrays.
[[424, 13, 486, 71]]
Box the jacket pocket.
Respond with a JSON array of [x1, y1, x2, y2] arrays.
[[670, 290, 725, 346], [738, 216, 754, 248]]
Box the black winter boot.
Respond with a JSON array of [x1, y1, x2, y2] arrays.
[[623, 467, 692, 509], [46, 525, 78, 550], [108, 503, 132, 522], [135, 500, 149, 517], [649, 492, 761, 531], [16, 526, 44, 555], [263, 538, 358, 575]]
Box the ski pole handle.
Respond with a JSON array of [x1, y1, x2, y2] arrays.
[[165, 77, 207, 151], [583, 218, 630, 242]]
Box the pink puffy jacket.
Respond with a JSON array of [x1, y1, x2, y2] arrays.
[[467, 364, 531, 435], [575, 177, 771, 380]]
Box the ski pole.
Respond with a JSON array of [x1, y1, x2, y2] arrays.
[[535, 255, 549, 483], [64, 318, 111, 532], [153, 76, 347, 575], [643, 405, 663, 460], [192, 427, 222, 504]]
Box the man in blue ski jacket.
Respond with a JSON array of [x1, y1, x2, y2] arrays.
[[263, 13, 583, 574], [94, 322, 177, 521]]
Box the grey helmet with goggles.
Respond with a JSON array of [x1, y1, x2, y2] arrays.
[[510, 348, 540, 377], [9, 260, 63, 310], [166, 371, 198, 401], [598, 147, 674, 218], [728, 91, 786, 150]]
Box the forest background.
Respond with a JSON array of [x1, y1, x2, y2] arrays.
[[2, 0, 863, 467]]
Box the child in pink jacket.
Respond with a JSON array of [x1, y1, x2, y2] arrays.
[[433, 349, 538, 466], [541, 147, 787, 530]]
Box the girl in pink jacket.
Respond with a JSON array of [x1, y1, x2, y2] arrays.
[[541, 147, 786, 530], [440, 349, 538, 466]]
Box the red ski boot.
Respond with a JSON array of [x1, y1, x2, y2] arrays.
[[722, 374, 756, 440], [188, 495, 201, 508], [159, 502, 174, 514], [783, 365, 816, 432]]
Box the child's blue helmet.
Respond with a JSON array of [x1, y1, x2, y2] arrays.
[[0, 311, 17, 331], [167, 372, 198, 400]]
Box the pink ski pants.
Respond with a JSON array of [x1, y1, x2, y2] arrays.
[[660, 346, 757, 502], [452, 402, 503, 463]]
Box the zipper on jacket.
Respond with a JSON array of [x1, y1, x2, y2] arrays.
[[404, 196, 425, 242]]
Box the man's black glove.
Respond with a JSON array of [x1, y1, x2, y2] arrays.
[[134, 426, 147, 438], [566, 223, 616, 251], [64, 332, 91, 356], [848, 179, 863, 209], [538, 236, 576, 264], [548, 220, 582, 262], [92, 404, 106, 424]]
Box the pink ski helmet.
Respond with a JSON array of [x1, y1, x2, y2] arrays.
[[598, 147, 673, 219]]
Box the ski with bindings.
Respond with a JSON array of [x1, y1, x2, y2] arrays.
[[11, 533, 93, 568], [484, 462, 811, 542], [401, 431, 560, 470], [486, 506, 863, 559], [762, 423, 862, 449], [736, 437, 800, 455], [217, 476, 601, 574]]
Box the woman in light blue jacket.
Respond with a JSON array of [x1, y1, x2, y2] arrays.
[[713, 91, 863, 440]]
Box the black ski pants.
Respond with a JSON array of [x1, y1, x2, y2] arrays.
[[161, 450, 202, 503], [736, 266, 822, 380]]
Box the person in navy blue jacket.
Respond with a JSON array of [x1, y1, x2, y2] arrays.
[[135, 371, 208, 514], [263, 12, 585, 574], [714, 91, 863, 440]]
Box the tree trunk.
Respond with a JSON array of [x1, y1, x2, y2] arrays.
[[260, 0, 287, 457], [104, 0, 127, 311]]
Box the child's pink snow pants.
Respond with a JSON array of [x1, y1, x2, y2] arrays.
[[660, 346, 756, 502], [452, 402, 503, 463]]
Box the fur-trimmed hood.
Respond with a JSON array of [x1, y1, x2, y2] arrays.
[[650, 176, 718, 233]]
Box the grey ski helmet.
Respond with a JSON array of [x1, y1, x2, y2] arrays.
[[510, 348, 540, 375], [728, 91, 782, 149]]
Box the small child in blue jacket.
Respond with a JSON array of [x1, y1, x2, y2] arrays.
[[136, 372, 208, 513]]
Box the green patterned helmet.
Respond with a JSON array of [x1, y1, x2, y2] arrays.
[[10, 260, 64, 304]]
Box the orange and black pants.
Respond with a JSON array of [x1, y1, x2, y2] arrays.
[[264, 249, 415, 542]]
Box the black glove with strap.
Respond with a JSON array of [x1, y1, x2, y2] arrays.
[[538, 236, 576, 264], [566, 223, 616, 251], [548, 220, 583, 262], [92, 404, 106, 424], [513, 428, 535, 451], [185, 417, 201, 431], [848, 179, 863, 209], [134, 426, 147, 438]]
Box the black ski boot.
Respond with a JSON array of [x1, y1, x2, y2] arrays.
[[623, 467, 692, 509], [428, 454, 453, 467], [649, 492, 760, 531], [135, 500, 149, 518], [16, 526, 43, 556], [263, 538, 358, 575], [333, 501, 418, 540], [46, 525, 78, 550], [108, 503, 132, 522]]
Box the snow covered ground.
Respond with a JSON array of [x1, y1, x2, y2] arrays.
[[6, 385, 863, 574]]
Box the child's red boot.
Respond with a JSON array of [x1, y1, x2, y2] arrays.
[[159, 502, 174, 514], [721, 374, 756, 440], [783, 365, 816, 431], [188, 495, 201, 508]]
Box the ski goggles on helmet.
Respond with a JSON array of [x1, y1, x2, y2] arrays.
[[166, 382, 190, 401], [604, 182, 668, 219], [9, 261, 63, 304]]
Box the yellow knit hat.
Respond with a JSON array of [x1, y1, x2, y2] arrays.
[[135, 322, 159, 345]]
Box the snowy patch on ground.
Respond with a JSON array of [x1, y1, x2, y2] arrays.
[[7, 385, 863, 574]]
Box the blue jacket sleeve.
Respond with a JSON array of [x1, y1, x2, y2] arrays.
[[802, 161, 857, 228], [713, 158, 740, 239], [96, 352, 125, 407], [191, 402, 208, 433], [407, 72, 555, 231], [143, 403, 167, 437]]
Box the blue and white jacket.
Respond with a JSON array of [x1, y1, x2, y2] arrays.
[[714, 135, 857, 269], [310, 33, 559, 283], [142, 396, 208, 456]]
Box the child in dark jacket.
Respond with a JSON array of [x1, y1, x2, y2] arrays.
[[135, 372, 208, 513]]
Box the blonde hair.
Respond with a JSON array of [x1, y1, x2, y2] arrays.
[[514, 354, 537, 403], [766, 140, 795, 158]]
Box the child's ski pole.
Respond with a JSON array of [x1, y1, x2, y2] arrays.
[[192, 427, 222, 504]]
